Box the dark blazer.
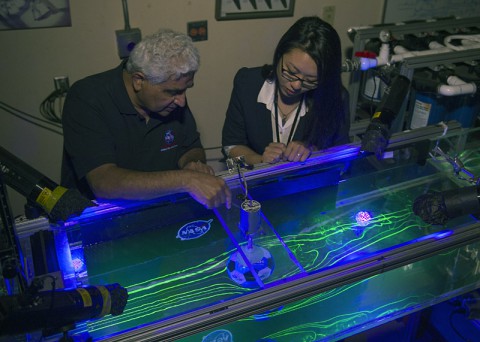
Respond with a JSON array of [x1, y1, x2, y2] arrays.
[[222, 67, 350, 155], [222, 67, 312, 154]]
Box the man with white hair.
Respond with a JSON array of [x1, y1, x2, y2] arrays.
[[62, 29, 231, 209]]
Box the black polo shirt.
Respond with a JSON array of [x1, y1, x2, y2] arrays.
[[61, 62, 202, 198]]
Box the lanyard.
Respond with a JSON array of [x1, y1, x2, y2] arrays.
[[274, 91, 303, 144]]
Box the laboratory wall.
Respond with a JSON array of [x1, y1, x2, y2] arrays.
[[0, 0, 384, 216]]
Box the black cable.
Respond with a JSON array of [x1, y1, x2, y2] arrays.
[[449, 309, 470, 342], [0, 101, 63, 136], [39, 89, 65, 123], [370, 70, 377, 115], [0, 101, 62, 128], [236, 164, 248, 200], [47, 276, 57, 310]]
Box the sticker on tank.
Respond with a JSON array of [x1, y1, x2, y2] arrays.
[[176, 219, 213, 240], [202, 329, 233, 342]]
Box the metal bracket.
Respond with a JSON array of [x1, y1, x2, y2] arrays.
[[225, 156, 252, 174]]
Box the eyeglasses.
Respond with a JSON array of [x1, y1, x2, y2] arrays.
[[280, 57, 318, 90]]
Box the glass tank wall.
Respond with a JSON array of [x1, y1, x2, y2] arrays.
[[11, 126, 480, 341]]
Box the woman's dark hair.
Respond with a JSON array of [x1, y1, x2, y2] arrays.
[[261, 16, 347, 149]]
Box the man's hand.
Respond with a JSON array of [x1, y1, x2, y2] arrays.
[[185, 172, 232, 209], [183, 160, 215, 175], [86, 163, 230, 208]]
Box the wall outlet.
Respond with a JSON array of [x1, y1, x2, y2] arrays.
[[187, 21, 208, 42], [116, 28, 142, 59], [323, 5, 336, 25], [54, 76, 69, 92]]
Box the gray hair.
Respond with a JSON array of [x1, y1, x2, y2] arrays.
[[126, 29, 200, 84]]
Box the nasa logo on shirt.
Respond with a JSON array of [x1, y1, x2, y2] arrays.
[[161, 129, 178, 152], [165, 130, 175, 145]]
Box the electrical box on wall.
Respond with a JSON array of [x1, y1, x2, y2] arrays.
[[116, 28, 142, 59], [187, 21, 208, 42]]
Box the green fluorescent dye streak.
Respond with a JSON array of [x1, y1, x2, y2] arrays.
[[72, 173, 468, 339], [83, 252, 250, 333], [255, 295, 422, 341], [284, 204, 430, 271], [125, 249, 234, 293], [257, 291, 427, 341]]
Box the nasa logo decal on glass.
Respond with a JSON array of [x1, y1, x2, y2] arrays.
[[176, 219, 213, 241], [202, 329, 233, 342]]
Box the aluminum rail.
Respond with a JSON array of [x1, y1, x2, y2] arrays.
[[220, 120, 463, 187], [103, 220, 480, 342]]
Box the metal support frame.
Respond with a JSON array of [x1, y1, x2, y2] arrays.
[[0, 174, 26, 294], [347, 16, 480, 131], [220, 120, 463, 187]]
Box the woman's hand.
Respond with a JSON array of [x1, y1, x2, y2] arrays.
[[262, 142, 287, 163], [284, 141, 312, 162], [262, 141, 312, 163]]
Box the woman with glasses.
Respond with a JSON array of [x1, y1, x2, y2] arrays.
[[222, 16, 350, 165]]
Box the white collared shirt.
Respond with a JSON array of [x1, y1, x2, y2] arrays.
[[257, 80, 306, 144], [222, 80, 307, 158]]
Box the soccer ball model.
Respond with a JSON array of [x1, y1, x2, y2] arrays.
[[227, 245, 274, 288]]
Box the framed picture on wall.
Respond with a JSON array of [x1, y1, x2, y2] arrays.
[[0, 0, 71, 30], [215, 0, 295, 21]]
